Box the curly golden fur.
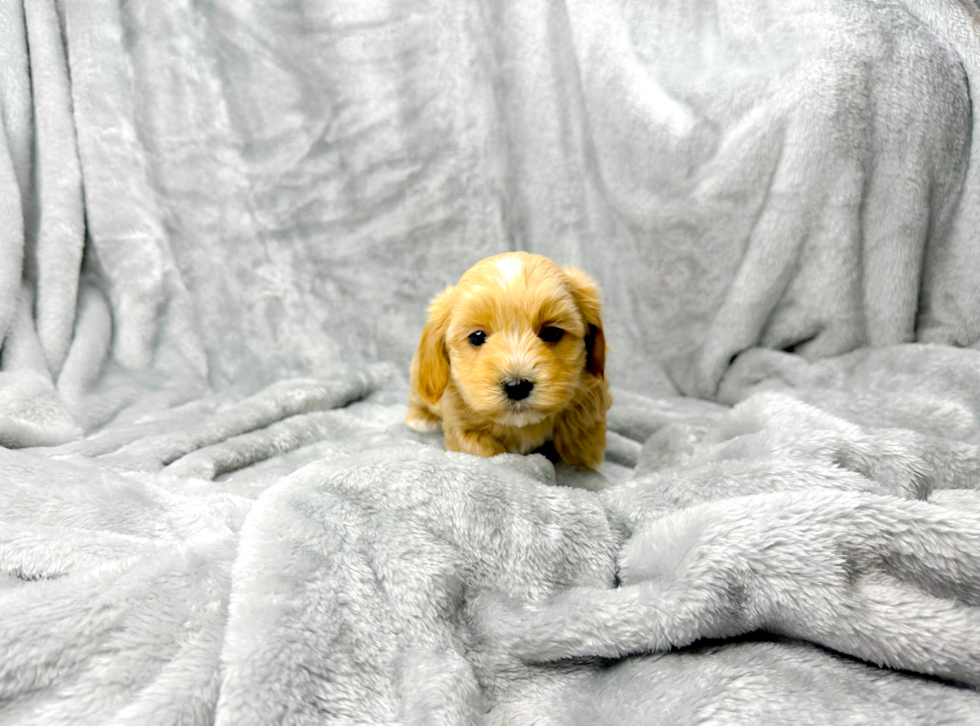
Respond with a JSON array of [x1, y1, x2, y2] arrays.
[[406, 252, 611, 469]]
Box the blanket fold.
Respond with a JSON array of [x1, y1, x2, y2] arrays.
[[3, 0, 980, 723], [6, 344, 978, 725], [5, 0, 980, 411]]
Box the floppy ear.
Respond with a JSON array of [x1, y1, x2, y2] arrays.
[[563, 266, 605, 378], [413, 286, 454, 404]]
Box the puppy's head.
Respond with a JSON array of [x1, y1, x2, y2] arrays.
[[416, 252, 605, 426]]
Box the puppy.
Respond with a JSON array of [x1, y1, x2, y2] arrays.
[[406, 252, 611, 469]]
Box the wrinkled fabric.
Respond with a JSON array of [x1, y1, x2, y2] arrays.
[[3, 0, 980, 723], [2, 0, 980, 430], [2, 345, 980, 725]]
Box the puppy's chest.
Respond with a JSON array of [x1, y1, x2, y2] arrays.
[[489, 419, 554, 455]]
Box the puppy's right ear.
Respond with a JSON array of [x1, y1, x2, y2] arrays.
[[414, 286, 454, 405]]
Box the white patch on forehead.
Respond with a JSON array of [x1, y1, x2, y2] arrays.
[[462, 284, 485, 300], [494, 256, 523, 289]]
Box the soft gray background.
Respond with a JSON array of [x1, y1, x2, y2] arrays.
[[2, 2, 980, 723], [4, 0, 980, 432], [126, 0, 980, 396]]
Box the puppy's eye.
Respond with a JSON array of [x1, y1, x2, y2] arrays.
[[468, 331, 487, 347], [539, 327, 564, 343]]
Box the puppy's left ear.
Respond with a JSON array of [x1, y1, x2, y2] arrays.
[[563, 266, 605, 378]]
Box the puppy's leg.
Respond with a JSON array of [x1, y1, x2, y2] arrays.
[[553, 383, 611, 469], [406, 390, 442, 432], [444, 427, 507, 458], [555, 427, 605, 469]]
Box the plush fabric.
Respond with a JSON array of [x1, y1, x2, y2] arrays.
[[2, 0, 980, 723], [3, 345, 980, 725], [3, 0, 980, 415]]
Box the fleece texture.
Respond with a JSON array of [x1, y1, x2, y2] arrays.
[[1, 0, 980, 424], [1, 344, 979, 725], [2, 0, 980, 724]]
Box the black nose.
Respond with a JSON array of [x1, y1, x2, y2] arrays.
[[503, 378, 534, 401]]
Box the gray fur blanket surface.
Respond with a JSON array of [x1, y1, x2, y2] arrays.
[[3, 0, 980, 724], [3, 344, 980, 725]]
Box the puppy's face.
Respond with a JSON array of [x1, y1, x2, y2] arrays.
[[417, 253, 605, 427]]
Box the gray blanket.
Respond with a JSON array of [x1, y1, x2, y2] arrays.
[[2, 0, 980, 413], [3, 344, 980, 725], [3, 0, 980, 723]]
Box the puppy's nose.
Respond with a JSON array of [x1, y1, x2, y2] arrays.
[[503, 378, 534, 401]]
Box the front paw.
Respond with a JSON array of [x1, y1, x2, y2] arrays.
[[444, 428, 507, 458], [405, 414, 441, 433], [406, 402, 442, 432]]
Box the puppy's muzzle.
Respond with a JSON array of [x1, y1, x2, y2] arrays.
[[503, 378, 534, 401]]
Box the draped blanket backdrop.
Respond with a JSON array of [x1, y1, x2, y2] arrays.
[[1, 0, 980, 724]]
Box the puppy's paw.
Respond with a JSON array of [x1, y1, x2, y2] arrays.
[[405, 402, 442, 432], [444, 428, 507, 458], [405, 414, 441, 433]]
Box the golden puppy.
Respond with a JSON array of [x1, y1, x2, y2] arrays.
[[406, 252, 611, 469]]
